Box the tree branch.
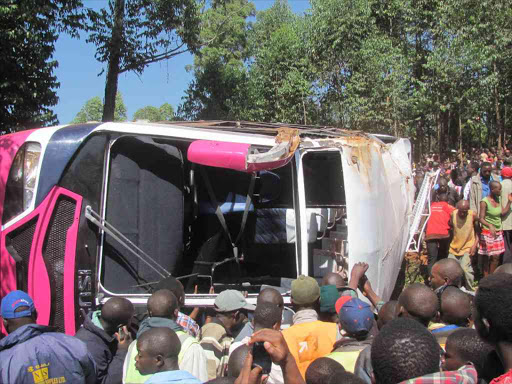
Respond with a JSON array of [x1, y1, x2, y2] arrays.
[[119, 44, 191, 73]]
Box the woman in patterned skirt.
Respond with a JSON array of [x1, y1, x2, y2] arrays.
[[479, 181, 512, 276]]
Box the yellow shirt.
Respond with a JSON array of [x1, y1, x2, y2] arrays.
[[449, 210, 476, 256]]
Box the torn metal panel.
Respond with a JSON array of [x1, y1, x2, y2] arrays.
[[339, 136, 414, 301]]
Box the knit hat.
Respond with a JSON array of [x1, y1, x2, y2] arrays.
[[214, 290, 255, 312], [320, 285, 341, 313], [1, 290, 35, 319], [337, 297, 374, 335], [291, 275, 320, 305]]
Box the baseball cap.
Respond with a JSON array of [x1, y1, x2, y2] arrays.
[[502, 167, 512, 178], [214, 290, 255, 312], [336, 297, 374, 335], [320, 285, 341, 313], [1, 290, 35, 319], [291, 275, 320, 305]]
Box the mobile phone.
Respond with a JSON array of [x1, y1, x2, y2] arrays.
[[252, 342, 272, 374], [118, 326, 126, 342]]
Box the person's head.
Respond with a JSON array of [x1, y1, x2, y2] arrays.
[[336, 297, 374, 340], [456, 200, 470, 219], [377, 300, 398, 330], [228, 344, 250, 378], [474, 274, 512, 344], [319, 285, 341, 322], [443, 328, 494, 377], [397, 283, 439, 327], [1, 290, 37, 334], [154, 276, 185, 308], [305, 357, 345, 384], [436, 192, 449, 202], [494, 263, 512, 275], [135, 327, 181, 375], [100, 297, 134, 335], [439, 287, 472, 327], [291, 275, 320, 312], [490, 180, 502, 198], [480, 162, 492, 180], [253, 302, 281, 331], [469, 161, 480, 175], [257, 288, 284, 312], [147, 289, 179, 320], [321, 272, 346, 290], [371, 318, 440, 384], [430, 259, 464, 290], [214, 290, 255, 334]]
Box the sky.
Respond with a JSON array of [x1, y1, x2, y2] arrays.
[[52, 0, 311, 124]]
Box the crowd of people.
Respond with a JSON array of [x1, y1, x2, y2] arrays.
[[2, 147, 512, 383], [419, 147, 512, 285], [1, 259, 512, 384]]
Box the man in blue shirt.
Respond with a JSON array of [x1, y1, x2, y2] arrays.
[[469, 162, 493, 215], [135, 327, 201, 383]]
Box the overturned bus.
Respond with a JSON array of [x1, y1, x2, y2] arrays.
[[0, 121, 414, 335]]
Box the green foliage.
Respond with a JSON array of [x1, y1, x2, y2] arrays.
[[177, 0, 255, 120], [72, 93, 128, 123], [72, 97, 103, 123], [0, 0, 84, 131], [133, 103, 175, 121]]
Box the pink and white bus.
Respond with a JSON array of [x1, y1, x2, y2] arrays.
[[0, 121, 414, 335]]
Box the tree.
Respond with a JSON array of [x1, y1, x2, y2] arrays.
[[133, 103, 175, 121], [85, 0, 202, 122], [0, 1, 83, 131], [72, 93, 127, 123], [177, 0, 255, 120], [244, 8, 316, 124]]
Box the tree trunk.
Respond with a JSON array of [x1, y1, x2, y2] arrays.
[[494, 61, 503, 149], [415, 118, 424, 163], [102, 0, 125, 122], [437, 112, 442, 157], [459, 111, 463, 163]]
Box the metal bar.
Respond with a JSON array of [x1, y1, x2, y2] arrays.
[[85, 206, 171, 278]]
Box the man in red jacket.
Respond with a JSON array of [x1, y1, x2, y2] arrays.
[[425, 192, 456, 275]]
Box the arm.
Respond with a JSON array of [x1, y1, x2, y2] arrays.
[[105, 326, 133, 384], [361, 280, 383, 311], [469, 213, 479, 256], [479, 201, 496, 237], [249, 329, 305, 384], [348, 262, 369, 291], [501, 193, 512, 216]]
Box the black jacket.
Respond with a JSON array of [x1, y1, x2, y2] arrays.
[[75, 311, 127, 384]]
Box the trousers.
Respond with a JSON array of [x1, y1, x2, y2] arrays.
[[448, 252, 475, 290]]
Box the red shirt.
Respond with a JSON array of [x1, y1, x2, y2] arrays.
[[426, 201, 455, 239], [490, 370, 512, 384]]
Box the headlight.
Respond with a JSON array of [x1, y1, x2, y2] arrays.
[[2, 142, 42, 223], [23, 143, 41, 211]]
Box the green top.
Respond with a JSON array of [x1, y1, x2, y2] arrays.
[[482, 197, 502, 230]]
